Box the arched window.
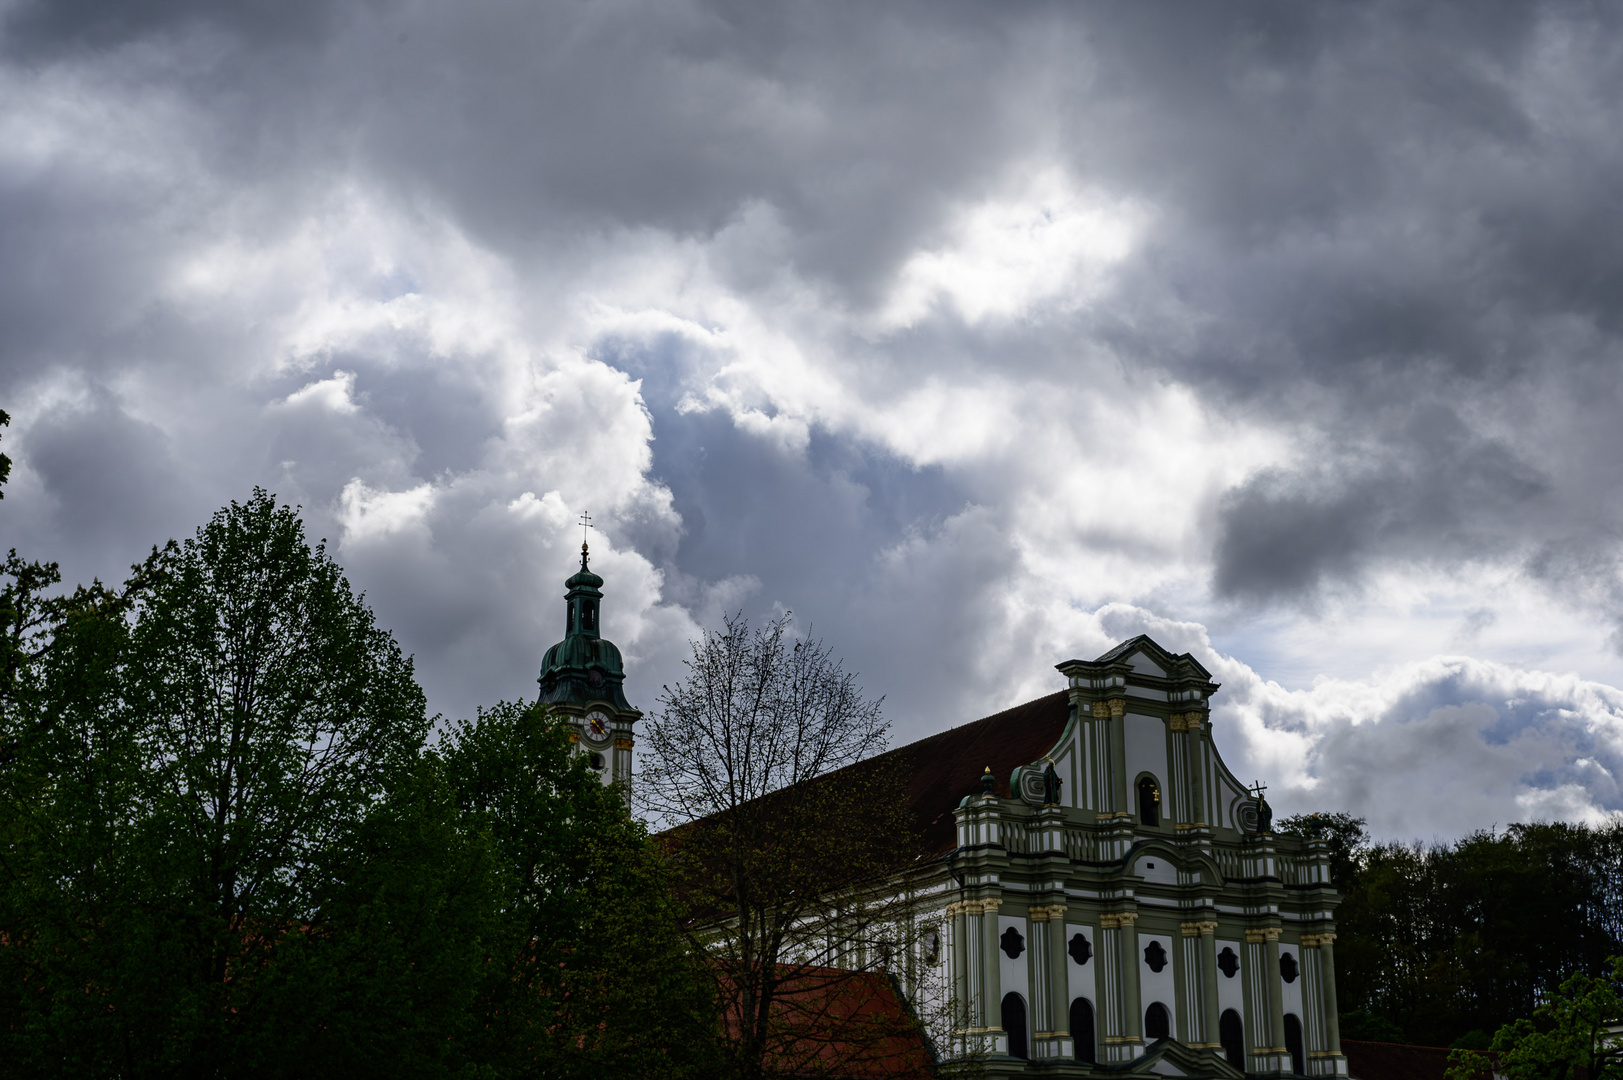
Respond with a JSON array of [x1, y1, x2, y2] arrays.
[[1001, 992, 1028, 1060], [1144, 1001, 1171, 1041], [1285, 1013, 1305, 1076], [1219, 1009, 1245, 1070], [1138, 775, 1160, 825], [1070, 998, 1095, 1063]]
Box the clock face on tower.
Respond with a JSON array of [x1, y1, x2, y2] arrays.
[[585, 709, 610, 742]]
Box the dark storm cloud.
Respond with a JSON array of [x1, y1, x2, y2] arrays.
[[4, 0, 1623, 836], [1213, 405, 1548, 601]]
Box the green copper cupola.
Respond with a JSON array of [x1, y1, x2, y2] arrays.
[[537, 542, 631, 711]]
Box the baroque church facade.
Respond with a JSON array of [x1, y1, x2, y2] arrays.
[[535, 552, 1349, 1079]]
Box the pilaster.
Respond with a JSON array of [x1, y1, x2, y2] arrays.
[[1030, 902, 1072, 1059], [1181, 919, 1221, 1052], [1246, 925, 1289, 1074], [1302, 932, 1349, 1076], [1100, 909, 1142, 1063]]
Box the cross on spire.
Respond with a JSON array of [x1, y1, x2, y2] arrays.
[[578, 510, 593, 547]]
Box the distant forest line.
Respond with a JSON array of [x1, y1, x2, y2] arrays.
[[1281, 812, 1623, 1051]]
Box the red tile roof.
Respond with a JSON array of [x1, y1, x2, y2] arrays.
[[863, 690, 1073, 856], [717, 965, 936, 1079], [1343, 1039, 1479, 1080]]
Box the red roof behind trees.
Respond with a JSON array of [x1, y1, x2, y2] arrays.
[[716, 965, 936, 1079], [1343, 1039, 1478, 1080]]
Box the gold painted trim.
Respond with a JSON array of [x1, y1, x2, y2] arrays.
[[1245, 927, 1282, 943]]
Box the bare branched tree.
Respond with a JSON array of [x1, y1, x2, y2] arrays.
[[639, 613, 942, 1080]]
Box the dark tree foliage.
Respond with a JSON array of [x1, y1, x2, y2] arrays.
[[1285, 811, 1623, 1050], [437, 700, 721, 1080], [1446, 956, 1623, 1080], [0, 491, 720, 1079]]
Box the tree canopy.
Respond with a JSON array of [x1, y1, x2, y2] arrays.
[[0, 490, 719, 1079]]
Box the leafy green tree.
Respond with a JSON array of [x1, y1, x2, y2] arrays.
[[0, 489, 430, 1077], [438, 699, 721, 1080], [1446, 955, 1623, 1080]]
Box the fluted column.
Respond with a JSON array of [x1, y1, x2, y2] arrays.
[[1181, 919, 1220, 1050], [1100, 910, 1143, 1063], [949, 901, 973, 1039], [1246, 926, 1287, 1073], [982, 898, 1004, 1052], [1302, 932, 1347, 1076], [1046, 905, 1071, 1048]]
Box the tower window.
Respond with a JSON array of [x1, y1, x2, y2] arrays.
[[1280, 950, 1299, 983], [1143, 939, 1168, 973], [1000, 926, 1025, 959], [1001, 993, 1028, 1060], [1070, 998, 1095, 1063], [1138, 775, 1161, 825], [1285, 1013, 1305, 1076], [1068, 932, 1092, 965], [1220, 1009, 1244, 1069], [1218, 946, 1239, 978], [1144, 1001, 1170, 1041]]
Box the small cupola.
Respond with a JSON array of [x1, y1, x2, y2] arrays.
[[536, 539, 631, 711]]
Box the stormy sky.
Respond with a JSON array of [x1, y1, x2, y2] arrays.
[[4, 0, 1623, 840]]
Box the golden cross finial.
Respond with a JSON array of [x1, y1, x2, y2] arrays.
[[578, 510, 593, 549]]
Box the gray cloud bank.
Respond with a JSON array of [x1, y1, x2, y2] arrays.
[[2, 0, 1623, 837]]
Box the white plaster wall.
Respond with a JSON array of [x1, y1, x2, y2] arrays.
[[1124, 713, 1168, 793], [1127, 651, 1166, 676], [1216, 939, 1246, 1017], [1138, 930, 1179, 1039], [1280, 946, 1305, 1019], [1133, 852, 1178, 884], [1064, 922, 1097, 1014], [999, 914, 1032, 1032]]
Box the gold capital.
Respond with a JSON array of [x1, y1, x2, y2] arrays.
[[1245, 927, 1281, 943], [1181, 920, 1218, 937]]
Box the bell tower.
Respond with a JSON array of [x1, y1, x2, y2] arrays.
[[536, 537, 639, 787]]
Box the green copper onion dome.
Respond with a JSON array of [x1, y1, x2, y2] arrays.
[[536, 543, 630, 710]]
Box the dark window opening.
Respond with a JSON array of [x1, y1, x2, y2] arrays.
[[1145, 1002, 1170, 1041], [1068, 932, 1092, 965], [1138, 775, 1161, 825], [1001, 993, 1028, 1060], [1071, 998, 1095, 1063], [1218, 946, 1239, 978], [1280, 950, 1299, 983], [1143, 939, 1168, 973], [588, 752, 604, 770], [1220, 1009, 1245, 1070], [1000, 926, 1025, 959], [1285, 1013, 1305, 1076]]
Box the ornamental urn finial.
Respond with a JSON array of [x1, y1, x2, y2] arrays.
[[981, 766, 996, 797]]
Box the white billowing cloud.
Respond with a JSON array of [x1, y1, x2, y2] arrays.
[[879, 167, 1149, 329], [283, 370, 360, 414], [338, 479, 435, 544], [10, 0, 1623, 844]]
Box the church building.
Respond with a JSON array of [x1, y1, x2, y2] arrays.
[[536, 551, 1349, 1079]]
